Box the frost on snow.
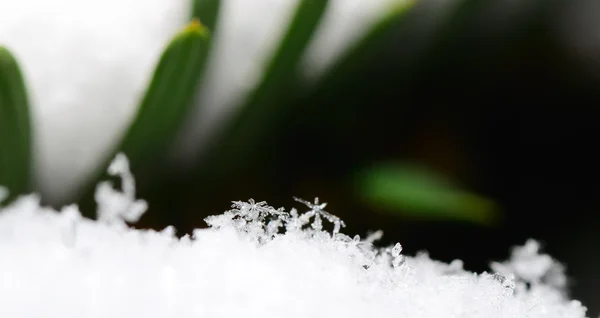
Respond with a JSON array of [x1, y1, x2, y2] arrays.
[[0, 155, 589, 318]]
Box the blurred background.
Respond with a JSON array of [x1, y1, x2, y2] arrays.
[[129, 0, 600, 313], [5, 0, 599, 314]]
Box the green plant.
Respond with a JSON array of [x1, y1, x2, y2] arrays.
[[0, 0, 548, 224], [0, 47, 31, 203]]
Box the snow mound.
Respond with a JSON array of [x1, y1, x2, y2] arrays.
[[0, 156, 588, 318]]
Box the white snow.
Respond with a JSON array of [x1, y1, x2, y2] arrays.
[[94, 153, 147, 225], [0, 155, 589, 318]]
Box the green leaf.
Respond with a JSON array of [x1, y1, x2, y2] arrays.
[[192, 0, 221, 31], [356, 162, 500, 226], [115, 20, 211, 172], [199, 0, 330, 178], [0, 46, 32, 201], [73, 20, 214, 211]]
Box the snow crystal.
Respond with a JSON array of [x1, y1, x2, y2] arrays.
[[293, 197, 346, 234], [94, 153, 147, 225], [0, 0, 189, 202], [0, 155, 590, 318]]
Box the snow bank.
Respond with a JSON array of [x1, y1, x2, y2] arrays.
[[0, 155, 589, 318]]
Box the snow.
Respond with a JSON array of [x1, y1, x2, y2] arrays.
[[94, 153, 147, 225], [0, 155, 589, 318]]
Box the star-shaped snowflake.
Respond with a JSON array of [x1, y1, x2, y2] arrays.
[[293, 197, 346, 234]]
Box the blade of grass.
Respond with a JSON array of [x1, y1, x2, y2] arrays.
[[356, 162, 500, 226], [0, 46, 32, 201], [75, 20, 213, 213], [116, 20, 211, 172], [198, 0, 330, 180], [191, 0, 221, 31]]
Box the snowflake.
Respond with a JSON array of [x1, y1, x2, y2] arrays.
[[230, 199, 272, 221], [293, 197, 346, 234], [94, 153, 147, 226], [205, 199, 289, 243], [490, 239, 566, 292]]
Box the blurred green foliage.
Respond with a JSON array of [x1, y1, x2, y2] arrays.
[[116, 20, 210, 175], [192, 0, 221, 31], [75, 19, 213, 214], [357, 162, 498, 225], [0, 47, 31, 202], [0, 0, 563, 224], [197, 0, 331, 182]]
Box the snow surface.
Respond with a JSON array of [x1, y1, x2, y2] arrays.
[[0, 155, 589, 318]]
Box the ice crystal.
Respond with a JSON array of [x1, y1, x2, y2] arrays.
[[205, 199, 289, 243], [94, 153, 148, 226], [293, 197, 346, 234], [491, 239, 568, 293], [392, 242, 404, 268]]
